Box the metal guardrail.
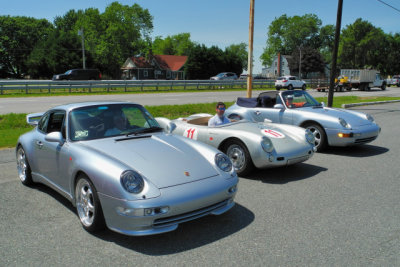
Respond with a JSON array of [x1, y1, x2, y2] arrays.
[[0, 79, 327, 95]]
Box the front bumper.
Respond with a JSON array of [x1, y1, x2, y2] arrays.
[[325, 123, 381, 147], [98, 174, 238, 236]]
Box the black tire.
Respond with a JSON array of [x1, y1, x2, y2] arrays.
[[75, 174, 106, 233], [287, 84, 293, 90], [303, 123, 327, 152], [381, 83, 386, 90], [16, 145, 33, 186], [302, 84, 306, 90], [224, 140, 254, 176], [275, 87, 280, 91]]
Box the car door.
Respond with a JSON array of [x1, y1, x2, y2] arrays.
[[34, 110, 70, 191]]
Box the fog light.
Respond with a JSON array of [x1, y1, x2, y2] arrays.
[[268, 154, 274, 162], [144, 206, 169, 216], [228, 185, 237, 193], [116, 207, 144, 217], [338, 133, 353, 138]]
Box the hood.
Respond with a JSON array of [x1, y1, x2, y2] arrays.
[[299, 107, 371, 127], [82, 133, 219, 188]]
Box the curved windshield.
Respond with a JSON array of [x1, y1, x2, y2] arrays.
[[69, 104, 160, 141], [281, 90, 320, 109]]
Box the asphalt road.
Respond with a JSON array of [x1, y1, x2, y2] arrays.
[[0, 102, 399, 266], [1, 87, 400, 115]]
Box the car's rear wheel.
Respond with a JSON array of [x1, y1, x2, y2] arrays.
[[303, 123, 327, 152], [275, 87, 280, 91], [287, 84, 293, 90], [75, 174, 106, 232], [16, 146, 33, 186], [302, 84, 306, 90], [224, 140, 254, 176], [381, 83, 386, 90]]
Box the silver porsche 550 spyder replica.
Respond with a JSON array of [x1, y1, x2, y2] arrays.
[[225, 90, 381, 151], [156, 114, 316, 176], [16, 102, 238, 236]]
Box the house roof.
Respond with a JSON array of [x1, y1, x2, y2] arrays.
[[153, 55, 188, 71], [131, 57, 153, 68]]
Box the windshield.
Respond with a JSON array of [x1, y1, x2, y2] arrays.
[[281, 90, 320, 109], [69, 103, 160, 141]]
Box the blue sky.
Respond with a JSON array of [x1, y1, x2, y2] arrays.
[[2, 0, 399, 73]]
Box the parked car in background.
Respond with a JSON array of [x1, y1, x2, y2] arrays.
[[16, 101, 238, 236], [225, 90, 381, 151], [275, 76, 306, 90], [386, 75, 400, 87], [210, 72, 238, 80], [52, 69, 101, 80]]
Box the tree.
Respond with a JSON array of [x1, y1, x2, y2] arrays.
[[225, 43, 248, 70], [0, 16, 53, 78], [383, 33, 400, 75], [152, 33, 195, 56], [338, 18, 387, 69], [289, 47, 325, 78], [260, 14, 329, 66]]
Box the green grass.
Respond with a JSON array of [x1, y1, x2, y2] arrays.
[[1, 96, 399, 149]]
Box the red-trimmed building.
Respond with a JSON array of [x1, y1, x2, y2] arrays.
[[121, 55, 188, 80]]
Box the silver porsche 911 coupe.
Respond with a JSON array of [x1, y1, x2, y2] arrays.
[[16, 102, 238, 236], [156, 114, 316, 176], [225, 90, 381, 151]]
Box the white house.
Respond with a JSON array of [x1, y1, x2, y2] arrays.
[[262, 54, 292, 79]]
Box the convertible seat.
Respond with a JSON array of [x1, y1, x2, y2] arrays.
[[236, 97, 258, 107], [187, 116, 212, 126]]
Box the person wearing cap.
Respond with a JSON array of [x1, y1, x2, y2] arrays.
[[208, 102, 231, 127], [285, 94, 304, 108]]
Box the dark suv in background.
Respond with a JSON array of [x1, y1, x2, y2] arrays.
[[52, 69, 101, 80]]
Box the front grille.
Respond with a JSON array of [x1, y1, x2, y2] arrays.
[[153, 199, 230, 228], [287, 155, 310, 165], [355, 136, 377, 144]]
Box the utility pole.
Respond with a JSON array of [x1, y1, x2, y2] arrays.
[[78, 28, 86, 69], [247, 0, 255, 98], [328, 0, 343, 107]]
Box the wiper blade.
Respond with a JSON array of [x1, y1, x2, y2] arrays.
[[125, 126, 163, 136]]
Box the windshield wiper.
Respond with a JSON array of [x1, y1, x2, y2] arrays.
[[125, 126, 163, 136]]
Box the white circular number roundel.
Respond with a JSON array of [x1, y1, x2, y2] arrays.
[[184, 127, 198, 140], [261, 129, 285, 138]]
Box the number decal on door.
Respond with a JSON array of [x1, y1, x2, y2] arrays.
[[184, 128, 198, 140]]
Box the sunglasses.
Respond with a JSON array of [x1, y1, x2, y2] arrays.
[[217, 107, 226, 111]]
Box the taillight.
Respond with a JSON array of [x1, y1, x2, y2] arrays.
[[282, 79, 288, 82], [99, 73, 102, 79]]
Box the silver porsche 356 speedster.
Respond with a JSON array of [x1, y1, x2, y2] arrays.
[[156, 114, 316, 176], [225, 90, 381, 151], [16, 102, 238, 236]]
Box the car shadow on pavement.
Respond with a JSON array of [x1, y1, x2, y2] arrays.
[[93, 203, 254, 255], [321, 144, 389, 157], [245, 163, 327, 184]]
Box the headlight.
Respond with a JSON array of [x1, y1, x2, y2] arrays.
[[120, 170, 144, 194], [305, 129, 315, 144], [261, 137, 274, 152], [366, 114, 374, 122], [339, 118, 351, 129], [215, 153, 232, 172]]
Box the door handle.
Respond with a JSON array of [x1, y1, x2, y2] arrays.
[[36, 141, 43, 149], [254, 110, 261, 116]]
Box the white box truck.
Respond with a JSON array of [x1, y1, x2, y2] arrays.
[[335, 69, 386, 91]]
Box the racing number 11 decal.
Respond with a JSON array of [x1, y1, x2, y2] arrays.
[[184, 128, 198, 140]]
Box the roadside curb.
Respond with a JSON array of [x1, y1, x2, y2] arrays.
[[342, 100, 400, 108]]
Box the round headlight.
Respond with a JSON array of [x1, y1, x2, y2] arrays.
[[261, 137, 274, 153], [339, 118, 351, 129], [120, 170, 144, 194], [305, 129, 315, 144], [215, 153, 232, 172], [366, 114, 374, 122]]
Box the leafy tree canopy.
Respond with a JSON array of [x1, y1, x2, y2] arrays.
[[152, 33, 195, 56]]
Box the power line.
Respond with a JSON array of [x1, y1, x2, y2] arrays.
[[376, 0, 400, 13]]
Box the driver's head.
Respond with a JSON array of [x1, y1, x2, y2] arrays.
[[113, 114, 126, 130], [216, 102, 226, 117]]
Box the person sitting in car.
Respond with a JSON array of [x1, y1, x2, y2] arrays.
[[208, 102, 231, 127], [105, 114, 128, 136]]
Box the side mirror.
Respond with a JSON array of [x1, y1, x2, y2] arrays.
[[273, 104, 284, 109], [26, 112, 44, 126], [45, 132, 64, 145], [167, 122, 176, 134]]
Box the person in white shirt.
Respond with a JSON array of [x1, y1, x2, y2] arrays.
[[105, 114, 127, 136], [208, 102, 231, 127]]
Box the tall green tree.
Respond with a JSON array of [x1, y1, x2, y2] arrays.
[[338, 18, 387, 69], [0, 16, 53, 78], [260, 14, 330, 66], [152, 33, 194, 55], [225, 43, 248, 70], [383, 33, 400, 75], [289, 47, 325, 78]]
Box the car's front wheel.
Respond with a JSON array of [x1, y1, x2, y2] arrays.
[[224, 140, 254, 176], [75, 174, 106, 232], [302, 84, 306, 90], [16, 146, 33, 186], [381, 83, 386, 90], [303, 123, 327, 151]]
